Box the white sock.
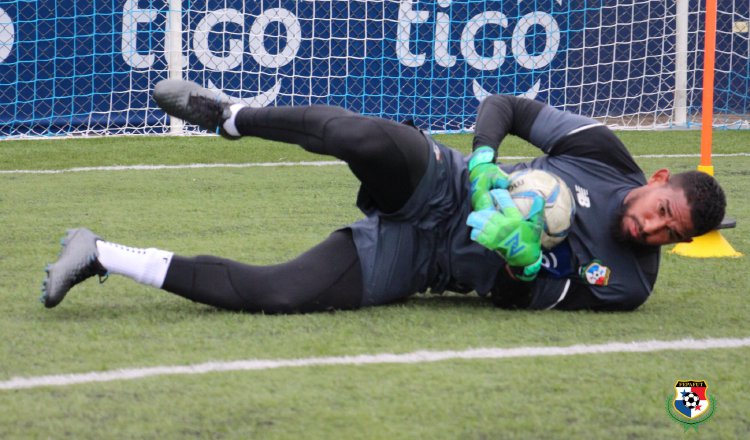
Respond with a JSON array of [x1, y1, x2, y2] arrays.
[[222, 103, 246, 137], [95, 240, 174, 288]]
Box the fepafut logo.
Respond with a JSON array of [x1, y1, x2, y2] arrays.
[[665, 380, 716, 431], [122, 0, 564, 106]]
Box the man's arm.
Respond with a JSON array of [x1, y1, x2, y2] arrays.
[[473, 95, 641, 175], [472, 95, 546, 152], [492, 274, 651, 311]]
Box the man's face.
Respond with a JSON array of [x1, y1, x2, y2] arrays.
[[616, 169, 695, 246]]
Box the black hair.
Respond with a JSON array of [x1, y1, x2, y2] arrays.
[[669, 171, 726, 236]]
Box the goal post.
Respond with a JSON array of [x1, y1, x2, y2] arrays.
[[674, 0, 689, 127], [166, 0, 185, 135], [0, 1, 747, 139]]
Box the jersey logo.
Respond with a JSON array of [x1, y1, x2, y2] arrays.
[[431, 141, 442, 161], [503, 233, 526, 258], [579, 260, 610, 286], [575, 184, 591, 208]]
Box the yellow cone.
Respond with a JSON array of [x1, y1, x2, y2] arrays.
[[670, 229, 743, 258]]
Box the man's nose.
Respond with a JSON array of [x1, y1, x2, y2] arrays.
[[642, 217, 665, 234]]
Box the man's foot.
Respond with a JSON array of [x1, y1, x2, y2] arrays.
[[153, 79, 240, 139], [41, 228, 107, 309]]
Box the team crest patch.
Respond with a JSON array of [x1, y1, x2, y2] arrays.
[[665, 380, 716, 431], [579, 260, 610, 286]]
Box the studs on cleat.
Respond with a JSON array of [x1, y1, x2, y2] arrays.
[[153, 79, 239, 139]]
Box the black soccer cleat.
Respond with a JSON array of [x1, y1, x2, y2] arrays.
[[153, 79, 239, 139], [40, 228, 108, 309]]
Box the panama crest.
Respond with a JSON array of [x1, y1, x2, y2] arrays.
[[665, 380, 715, 431], [579, 260, 610, 286]]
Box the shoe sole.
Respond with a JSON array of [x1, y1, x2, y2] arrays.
[[41, 228, 102, 309], [154, 79, 223, 130]]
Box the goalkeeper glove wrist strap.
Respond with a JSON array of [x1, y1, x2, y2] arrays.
[[505, 254, 543, 283]]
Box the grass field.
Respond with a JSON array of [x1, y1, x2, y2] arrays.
[[1, 130, 749, 439]]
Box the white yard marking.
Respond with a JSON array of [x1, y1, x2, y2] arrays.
[[1, 153, 749, 175], [2, 337, 748, 390], [0, 161, 345, 174]]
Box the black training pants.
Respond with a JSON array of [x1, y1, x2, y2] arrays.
[[162, 105, 430, 313]]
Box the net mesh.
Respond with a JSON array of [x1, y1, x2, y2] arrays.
[[0, 0, 747, 139]]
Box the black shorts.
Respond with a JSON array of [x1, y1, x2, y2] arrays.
[[348, 138, 490, 306]]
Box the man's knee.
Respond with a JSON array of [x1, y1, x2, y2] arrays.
[[324, 116, 387, 155]]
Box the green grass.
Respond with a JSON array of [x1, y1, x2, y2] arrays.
[[1, 129, 749, 169], [1, 131, 749, 439]]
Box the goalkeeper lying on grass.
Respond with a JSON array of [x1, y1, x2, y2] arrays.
[[41, 80, 725, 312]]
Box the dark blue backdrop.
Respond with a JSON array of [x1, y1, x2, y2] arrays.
[[0, 1, 745, 137]]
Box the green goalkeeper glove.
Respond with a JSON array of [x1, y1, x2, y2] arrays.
[[466, 189, 545, 282], [468, 146, 510, 211]]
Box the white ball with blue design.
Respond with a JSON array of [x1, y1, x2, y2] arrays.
[[507, 169, 575, 249]]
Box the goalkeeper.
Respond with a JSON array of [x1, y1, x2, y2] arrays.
[[40, 80, 725, 312]]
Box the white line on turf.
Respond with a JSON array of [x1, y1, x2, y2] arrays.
[[0, 160, 345, 174], [1, 153, 749, 175], [2, 337, 748, 390]]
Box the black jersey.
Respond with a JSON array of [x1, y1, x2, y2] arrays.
[[349, 96, 659, 311], [474, 97, 660, 311]]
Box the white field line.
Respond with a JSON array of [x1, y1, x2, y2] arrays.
[[0, 160, 345, 175], [2, 337, 748, 390], [2, 153, 749, 175]]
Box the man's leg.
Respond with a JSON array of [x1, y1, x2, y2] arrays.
[[42, 80, 430, 311], [161, 229, 362, 313], [41, 228, 362, 313], [154, 79, 430, 213], [229, 105, 429, 213]]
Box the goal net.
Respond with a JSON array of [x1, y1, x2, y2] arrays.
[[0, 0, 747, 138]]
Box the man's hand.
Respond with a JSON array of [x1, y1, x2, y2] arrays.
[[466, 189, 545, 282], [468, 146, 509, 211]]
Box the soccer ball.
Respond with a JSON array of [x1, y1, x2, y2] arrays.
[[683, 392, 701, 408], [506, 168, 575, 249]]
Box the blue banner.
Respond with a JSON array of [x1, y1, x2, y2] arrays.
[[0, 1, 746, 137]]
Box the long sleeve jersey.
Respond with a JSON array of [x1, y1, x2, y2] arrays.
[[471, 95, 660, 311]]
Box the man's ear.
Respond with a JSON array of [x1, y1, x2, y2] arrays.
[[648, 168, 671, 185]]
